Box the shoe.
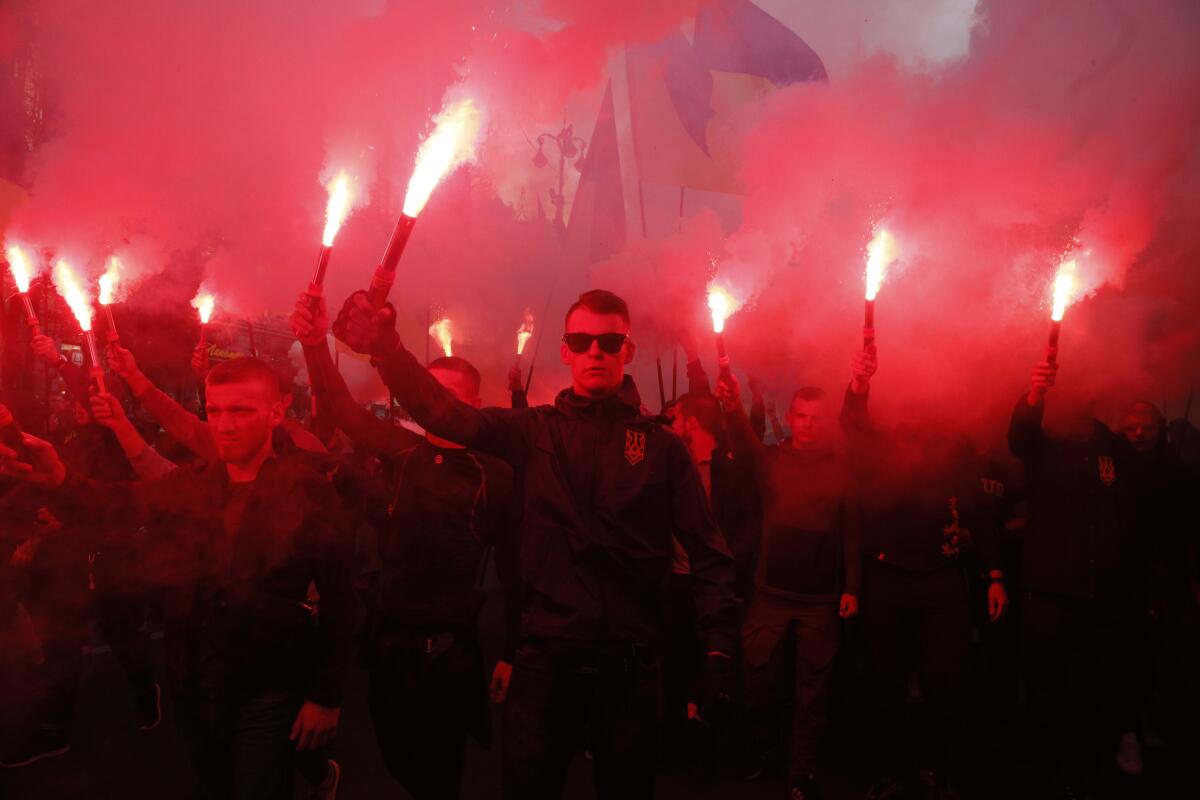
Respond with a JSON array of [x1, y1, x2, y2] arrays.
[[1115, 731, 1143, 776], [135, 683, 162, 731], [310, 759, 340, 800], [1, 725, 71, 768], [790, 774, 823, 800]]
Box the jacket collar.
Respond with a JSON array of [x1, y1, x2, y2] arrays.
[[554, 375, 645, 420]]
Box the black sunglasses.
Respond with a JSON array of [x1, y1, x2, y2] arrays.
[[562, 332, 629, 354]]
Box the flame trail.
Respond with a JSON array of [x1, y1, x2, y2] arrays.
[[5, 243, 35, 292], [707, 284, 738, 334], [192, 291, 216, 324], [864, 228, 897, 302], [1051, 259, 1077, 322], [402, 98, 486, 218], [516, 308, 535, 355], [321, 172, 354, 247], [429, 317, 454, 357], [98, 257, 121, 305], [52, 260, 93, 332]]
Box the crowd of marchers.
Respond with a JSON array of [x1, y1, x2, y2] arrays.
[[1, 288, 1196, 800]]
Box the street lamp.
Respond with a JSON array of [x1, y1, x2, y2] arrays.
[[532, 122, 587, 231]]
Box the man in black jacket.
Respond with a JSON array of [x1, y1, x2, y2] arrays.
[[842, 349, 1009, 796], [293, 294, 518, 799], [333, 288, 739, 800], [0, 357, 353, 800], [1009, 359, 1146, 797]]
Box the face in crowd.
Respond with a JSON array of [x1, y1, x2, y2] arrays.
[[786, 389, 833, 449], [1118, 401, 1164, 455], [560, 293, 635, 399], [205, 365, 284, 466]]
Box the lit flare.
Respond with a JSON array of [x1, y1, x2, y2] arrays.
[[864, 228, 896, 302], [52, 260, 93, 332], [429, 317, 454, 358], [1050, 260, 1076, 322], [322, 172, 354, 247], [98, 257, 121, 305], [5, 244, 34, 292], [403, 98, 485, 218], [192, 292, 216, 324], [516, 309, 535, 356], [707, 285, 738, 334]]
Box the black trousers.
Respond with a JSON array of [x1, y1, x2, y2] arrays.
[[660, 573, 702, 747], [367, 629, 487, 800], [741, 593, 840, 781], [503, 640, 661, 800], [1022, 591, 1136, 790], [175, 689, 302, 800], [860, 562, 972, 774]]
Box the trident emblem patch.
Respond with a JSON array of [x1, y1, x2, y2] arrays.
[[625, 430, 646, 466], [1098, 456, 1116, 486]]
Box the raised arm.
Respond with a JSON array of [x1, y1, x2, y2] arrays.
[[107, 343, 218, 462], [89, 392, 178, 480], [332, 292, 530, 463], [291, 295, 422, 458], [32, 334, 90, 402], [1009, 361, 1057, 463]]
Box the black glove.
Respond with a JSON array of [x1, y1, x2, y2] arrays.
[[331, 291, 400, 358], [695, 652, 735, 727]]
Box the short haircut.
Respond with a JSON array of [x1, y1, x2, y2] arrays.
[[206, 356, 282, 399], [676, 391, 723, 436], [428, 356, 481, 396], [789, 386, 826, 408], [1123, 400, 1165, 424], [564, 289, 631, 328]]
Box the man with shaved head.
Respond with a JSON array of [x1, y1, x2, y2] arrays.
[[0, 356, 353, 800]]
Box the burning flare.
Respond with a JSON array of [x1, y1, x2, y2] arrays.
[[402, 98, 485, 218], [322, 172, 354, 247], [707, 285, 739, 334], [5, 244, 34, 292], [516, 309, 535, 355], [192, 291, 216, 324], [864, 228, 897, 301], [98, 257, 121, 305], [429, 317, 454, 357], [52, 260, 93, 331], [1050, 260, 1077, 322]]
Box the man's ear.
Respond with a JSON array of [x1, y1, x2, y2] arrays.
[[560, 341, 571, 366], [623, 340, 636, 365], [684, 415, 699, 435], [268, 399, 286, 427]]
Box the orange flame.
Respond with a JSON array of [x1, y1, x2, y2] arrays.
[[429, 317, 454, 357], [5, 243, 34, 292], [52, 260, 93, 331], [1050, 260, 1076, 322], [864, 228, 897, 301], [98, 257, 121, 305], [516, 308, 535, 355], [707, 284, 739, 334], [191, 291, 216, 324], [403, 98, 485, 217], [321, 172, 354, 247]]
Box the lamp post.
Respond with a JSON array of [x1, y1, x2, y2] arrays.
[[532, 122, 587, 232]]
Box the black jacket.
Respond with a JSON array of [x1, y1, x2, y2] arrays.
[[376, 343, 739, 654], [1008, 396, 1144, 603], [58, 455, 354, 707], [842, 388, 1006, 574]]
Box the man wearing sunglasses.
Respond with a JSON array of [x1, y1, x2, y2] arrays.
[[333, 288, 738, 800]]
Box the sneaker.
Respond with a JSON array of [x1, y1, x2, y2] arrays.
[[1115, 730, 1143, 776], [790, 774, 823, 800], [310, 758, 340, 800], [0, 726, 71, 768], [135, 683, 162, 731]]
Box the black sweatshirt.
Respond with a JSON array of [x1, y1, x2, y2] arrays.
[[841, 387, 1006, 574], [303, 342, 520, 656], [726, 405, 861, 603], [57, 455, 354, 707], [1008, 396, 1144, 603], [374, 342, 740, 655]]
